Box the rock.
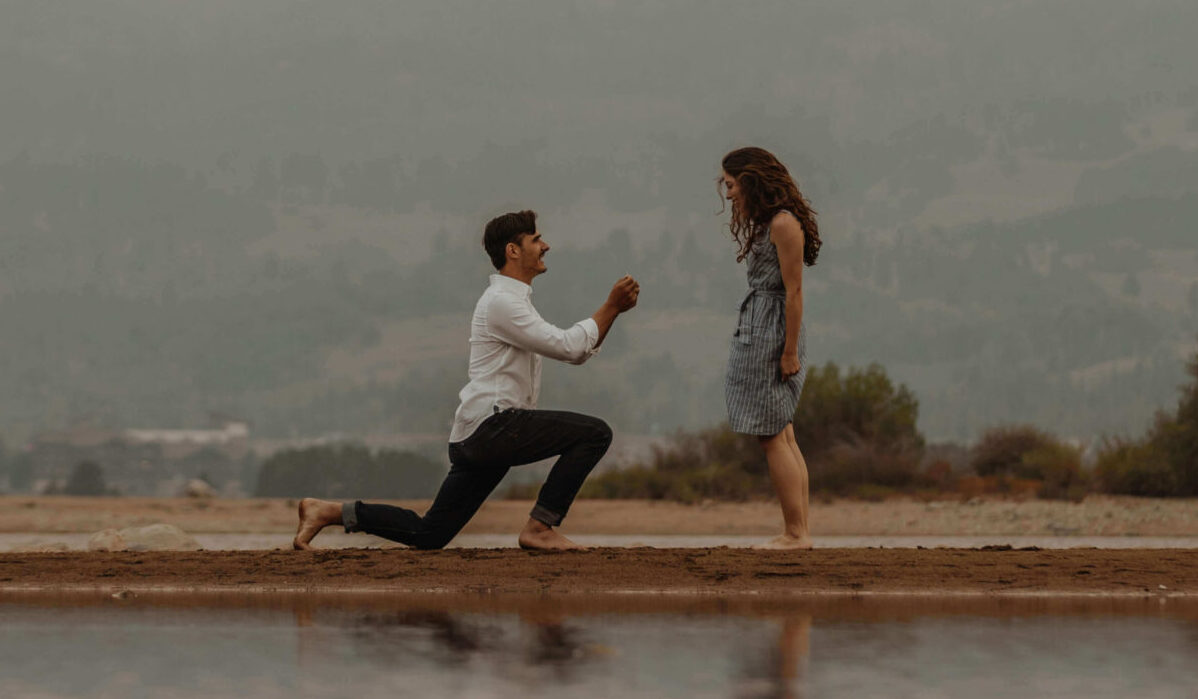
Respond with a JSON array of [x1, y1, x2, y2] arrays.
[[183, 479, 216, 498], [88, 529, 126, 551], [8, 540, 72, 553], [88, 524, 201, 552]]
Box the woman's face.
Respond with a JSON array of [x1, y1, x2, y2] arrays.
[[721, 170, 741, 211]]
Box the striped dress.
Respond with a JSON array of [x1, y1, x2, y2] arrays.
[[724, 215, 807, 436]]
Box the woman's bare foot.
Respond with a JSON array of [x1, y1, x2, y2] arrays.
[[293, 498, 343, 550], [517, 518, 586, 551], [752, 534, 814, 550]]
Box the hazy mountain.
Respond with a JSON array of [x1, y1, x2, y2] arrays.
[[2, 1, 1197, 448]]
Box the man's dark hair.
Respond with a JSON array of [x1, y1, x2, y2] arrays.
[[483, 210, 537, 270]]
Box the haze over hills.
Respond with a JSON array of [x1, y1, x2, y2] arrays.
[[1, 1, 1197, 449]]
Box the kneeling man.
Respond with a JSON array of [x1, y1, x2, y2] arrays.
[[294, 210, 639, 550]]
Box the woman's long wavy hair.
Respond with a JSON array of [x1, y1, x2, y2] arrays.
[[720, 147, 821, 265]]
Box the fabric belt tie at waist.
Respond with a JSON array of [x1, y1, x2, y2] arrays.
[[735, 288, 786, 344]]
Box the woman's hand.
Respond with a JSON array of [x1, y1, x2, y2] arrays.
[[780, 353, 801, 380]]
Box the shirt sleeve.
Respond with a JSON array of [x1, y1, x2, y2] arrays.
[[487, 294, 600, 365]]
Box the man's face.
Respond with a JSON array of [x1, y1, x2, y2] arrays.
[[515, 230, 550, 276]]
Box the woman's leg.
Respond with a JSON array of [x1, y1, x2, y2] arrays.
[[756, 423, 812, 549]]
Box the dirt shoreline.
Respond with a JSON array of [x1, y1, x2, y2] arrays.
[[3, 496, 1195, 599], [2, 548, 1196, 598]]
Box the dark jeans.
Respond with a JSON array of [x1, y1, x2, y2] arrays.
[[344, 409, 612, 549]]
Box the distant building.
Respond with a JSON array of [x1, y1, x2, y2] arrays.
[[23, 416, 253, 496], [122, 422, 249, 460]]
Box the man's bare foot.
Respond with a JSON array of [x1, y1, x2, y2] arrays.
[[752, 534, 814, 550], [293, 498, 343, 550], [518, 519, 586, 551]]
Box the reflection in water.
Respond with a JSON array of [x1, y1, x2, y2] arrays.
[[733, 615, 811, 699], [2, 594, 1197, 698], [292, 606, 598, 690]]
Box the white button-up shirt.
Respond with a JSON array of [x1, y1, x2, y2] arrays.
[[449, 274, 600, 442]]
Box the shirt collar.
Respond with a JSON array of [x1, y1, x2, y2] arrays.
[[489, 273, 533, 298]]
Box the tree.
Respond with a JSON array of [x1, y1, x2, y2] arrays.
[[793, 362, 926, 494], [970, 425, 1057, 478], [1097, 345, 1198, 496], [64, 461, 108, 496], [1153, 347, 1198, 493], [794, 362, 924, 455]]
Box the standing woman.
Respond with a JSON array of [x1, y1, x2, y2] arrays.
[[719, 146, 822, 550]]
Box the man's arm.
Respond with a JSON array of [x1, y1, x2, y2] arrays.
[[590, 275, 639, 348], [487, 276, 638, 364]]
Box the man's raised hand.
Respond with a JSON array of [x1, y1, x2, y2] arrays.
[[608, 275, 640, 312]]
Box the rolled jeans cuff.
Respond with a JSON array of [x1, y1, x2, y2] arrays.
[[342, 501, 361, 533], [530, 502, 564, 527]]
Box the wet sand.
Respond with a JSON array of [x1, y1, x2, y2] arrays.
[[2, 547, 1196, 597]]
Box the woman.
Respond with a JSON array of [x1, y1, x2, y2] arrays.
[[719, 146, 822, 550]]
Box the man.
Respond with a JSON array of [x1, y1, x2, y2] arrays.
[[293, 210, 639, 550]]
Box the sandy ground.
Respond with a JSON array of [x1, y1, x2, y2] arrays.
[[3, 494, 1198, 537], [2, 496, 1195, 598]]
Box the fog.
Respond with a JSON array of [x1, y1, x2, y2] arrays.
[[2, 0, 1197, 452]]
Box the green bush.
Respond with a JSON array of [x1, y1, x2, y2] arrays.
[[970, 425, 1058, 478], [795, 362, 923, 457], [574, 362, 927, 502], [967, 425, 1087, 500], [1094, 438, 1178, 497], [64, 461, 109, 496], [797, 363, 925, 494], [1094, 345, 1198, 497], [1021, 442, 1087, 500]]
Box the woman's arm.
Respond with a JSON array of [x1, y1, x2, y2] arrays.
[[770, 212, 805, 380]]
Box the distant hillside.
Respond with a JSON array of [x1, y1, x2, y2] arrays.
[[3, 1, 1198, 445]]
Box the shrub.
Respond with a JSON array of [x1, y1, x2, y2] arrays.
[[1093, 344, 1198, 497], [64, 461, 108, 496], [1094, 438, 1178, 497], [1021, 442, 1087, 500], [573, 362, 927, 502], [580, 426, 768, 503], [967, 425, 1088, 500], [795, 362, 923, 457], [970, 425, 1058, 478]]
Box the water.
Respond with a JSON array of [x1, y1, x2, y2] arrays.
[[2, 593, 1196, 698], [6, 532, 1198, 551]]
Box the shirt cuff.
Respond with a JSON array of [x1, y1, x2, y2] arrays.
[[578, 318, 601, 355]]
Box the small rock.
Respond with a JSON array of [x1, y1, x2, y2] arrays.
[[88, 529, 126, 552], [1158, 584, 1168, 590], [88, 524, 201, 552]]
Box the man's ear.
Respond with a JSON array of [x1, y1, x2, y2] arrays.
[[506, 241, 519, 259]]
